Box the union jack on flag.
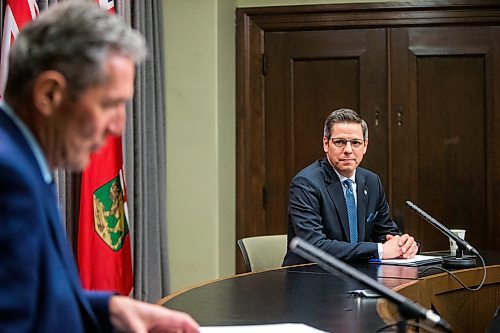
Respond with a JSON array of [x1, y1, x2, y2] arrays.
[[0, 0, 39, 100], [97, 0, 115, 13]]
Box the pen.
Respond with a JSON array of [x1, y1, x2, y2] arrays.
[[368, 258, 381, 263]]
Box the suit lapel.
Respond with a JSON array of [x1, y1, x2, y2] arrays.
[[43, 169, 101, 331], [322, 160, 351, 241], [356, 173, 368, 241], [327, 181, 351, 241]]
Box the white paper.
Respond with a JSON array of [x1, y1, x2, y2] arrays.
[[376, 254, 442, 266], [200, 323, 329, 333]]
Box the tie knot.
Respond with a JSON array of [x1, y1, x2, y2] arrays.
[[343, 179, 353, 189]]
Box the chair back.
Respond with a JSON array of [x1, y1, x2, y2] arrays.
[[237, 234, 287, 272]]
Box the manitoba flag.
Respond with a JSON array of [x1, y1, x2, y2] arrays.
[[78, 136, 133, 295], [77, 0, 133, 296], [0, 0, 39, 99]]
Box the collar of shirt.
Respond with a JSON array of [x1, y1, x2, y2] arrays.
[[1, 102, 53, 185], [332, 167, 356, 185], [332, 167, 358, 206]]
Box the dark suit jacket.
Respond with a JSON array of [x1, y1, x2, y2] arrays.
[[283, 158, 400, 265], [0, 107, 113, 332]]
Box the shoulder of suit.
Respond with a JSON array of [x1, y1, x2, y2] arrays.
[[295, 159, 322, 174], [356, 166, 378, 178], [0, 127, 40, 187], [356, 167, 383, 189], [292, 159, 328, 182]]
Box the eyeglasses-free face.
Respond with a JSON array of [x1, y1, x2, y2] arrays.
[[323, 123, 368, 178]]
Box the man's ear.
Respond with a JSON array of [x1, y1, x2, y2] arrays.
[[323, 136, 329, 153], [32, 70, 67, 117]]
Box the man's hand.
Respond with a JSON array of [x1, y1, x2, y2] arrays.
[[382, 234, 418, 259], [109, 295, 200, 333]]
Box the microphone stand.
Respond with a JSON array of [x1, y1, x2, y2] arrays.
[[290, 237, 452, 333], [447, 248, 475, 268], [406, 201, 477, 268]]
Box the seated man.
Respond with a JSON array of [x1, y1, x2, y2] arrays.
[[283, 108, 418, 265]]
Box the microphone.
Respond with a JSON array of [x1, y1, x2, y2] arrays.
[[406, 200, 479, 267], [290, 237, 452, 333]]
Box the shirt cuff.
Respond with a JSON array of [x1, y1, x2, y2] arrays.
[[377, 243, 384, 259]]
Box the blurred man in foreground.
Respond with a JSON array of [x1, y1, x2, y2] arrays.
[[0, 2, 199, 332]]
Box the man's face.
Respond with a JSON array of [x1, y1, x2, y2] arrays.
[[323, 122, 368, 178], [53, 55, 135, 170]]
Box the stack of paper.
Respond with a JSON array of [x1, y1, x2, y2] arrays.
[[201, 323, 329, 333], [369, 254, 443, 267]]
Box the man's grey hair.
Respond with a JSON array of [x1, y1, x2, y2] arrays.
[[5, 1, 147, 104], [323, 108, 369, 140]]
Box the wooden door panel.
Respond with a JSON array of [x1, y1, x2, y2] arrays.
[[391, 26, 499, 252], [293, 58, 359, 170], [264, 29, 387, 236], [418, 56, 486, 251]]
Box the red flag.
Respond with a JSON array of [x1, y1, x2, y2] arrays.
[[0, 0, 39, 99], [77, 0, 133, 296], [78, 136, 133, 295]]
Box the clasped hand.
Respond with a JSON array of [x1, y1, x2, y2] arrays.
[[382, 234, 418, 259]]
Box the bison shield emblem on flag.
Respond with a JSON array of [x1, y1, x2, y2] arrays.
[[92, 175, 129, 251]]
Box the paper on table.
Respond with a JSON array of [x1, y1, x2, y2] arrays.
[[200, 323, 329, 333], [370, 254, 442, 266]]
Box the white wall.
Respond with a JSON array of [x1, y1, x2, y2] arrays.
[[164, 0, 235, 293]]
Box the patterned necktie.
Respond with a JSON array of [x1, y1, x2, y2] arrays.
[[343, 179, 358, 243]]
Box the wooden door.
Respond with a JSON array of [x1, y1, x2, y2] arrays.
[[263, 28, 388, 236], [390, 26, 500, 252]]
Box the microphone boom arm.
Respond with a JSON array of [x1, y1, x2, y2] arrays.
[[290, 237, 452, 333], [405, 201, 479, 256]]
